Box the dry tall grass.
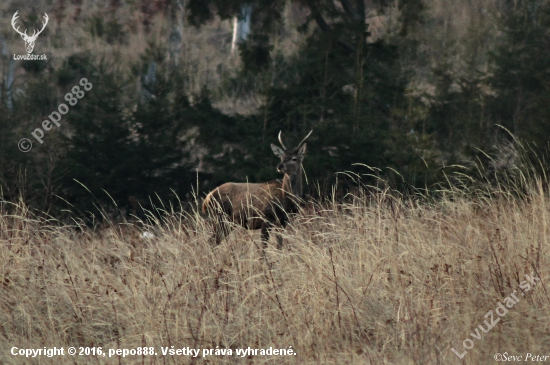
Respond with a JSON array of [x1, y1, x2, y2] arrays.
[[1, 176, 550, 364]]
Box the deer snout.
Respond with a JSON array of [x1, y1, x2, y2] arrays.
[[277, 163, 284, 172]]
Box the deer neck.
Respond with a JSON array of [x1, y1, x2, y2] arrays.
[[282, 167, 303, 203]]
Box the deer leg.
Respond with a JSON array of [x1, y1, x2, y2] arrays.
[[276, 234, 283, 250], [262, 223, 284, 250], [275, 214, 288, 250], [212, 216, 231, 246], [260, 222, 271, 249]]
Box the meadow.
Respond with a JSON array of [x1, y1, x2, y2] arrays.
[[1, 171, 550, 364]]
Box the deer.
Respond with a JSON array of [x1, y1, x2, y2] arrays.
[[11, 11, 49, 54], [202, 130, 313, 249]]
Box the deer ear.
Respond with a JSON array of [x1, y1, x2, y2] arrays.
[[297, 143, 307, 158], [271, 144, 285, 158]]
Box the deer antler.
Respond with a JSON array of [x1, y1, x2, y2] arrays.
[[11, 11, 48, 40], [278, 130, 287, 150], [294, 129, 313, 151], [11, 11, 27, 37]]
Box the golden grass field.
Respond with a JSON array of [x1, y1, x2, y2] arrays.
[[1, 176, 550, 365]]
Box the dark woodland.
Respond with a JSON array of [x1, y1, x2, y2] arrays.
[[1, 0, 549, 218]]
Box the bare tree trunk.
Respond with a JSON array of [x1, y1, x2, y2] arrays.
[[231, 6, 252, 54], [168, 0, 184, 67], [5, 59, 14, 110]]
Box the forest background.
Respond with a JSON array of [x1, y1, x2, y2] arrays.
[[1, 0, 549, 218]]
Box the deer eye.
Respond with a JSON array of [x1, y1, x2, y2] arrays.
[[292, 157, 297, 161]]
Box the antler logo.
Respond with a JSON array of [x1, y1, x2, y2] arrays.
[[11, 11, 49, 54]]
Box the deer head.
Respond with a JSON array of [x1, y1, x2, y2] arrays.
[[12, 11, 49, 54], [271, 130, 312, 176]]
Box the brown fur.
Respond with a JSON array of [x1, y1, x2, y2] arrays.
[[202, 181, 286, 230], [202, 130, 312, 249]]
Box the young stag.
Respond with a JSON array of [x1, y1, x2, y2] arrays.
[[202, 130, 312, 249]]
